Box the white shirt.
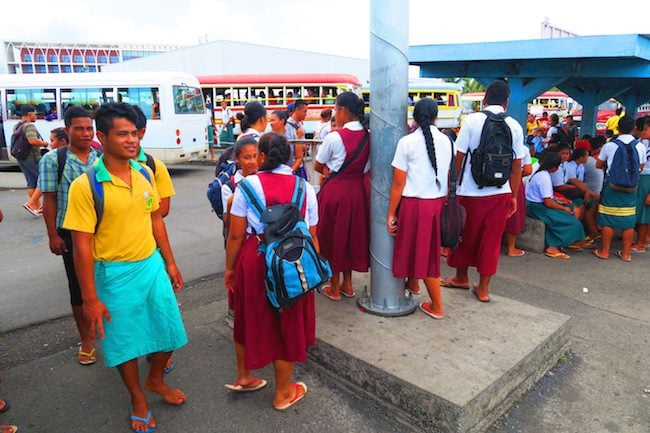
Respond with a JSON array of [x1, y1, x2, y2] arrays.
[[391, 126, 453, 199], [583, 156, 604, 194], [230, 165, 319, 234], [220, 107, 233, 124], [640, 139, 650, 176], [221, 170, 244, 216], [316, 121, 370, 173], [315, 121, 331, 140], [526, 170, 554, 203], [456, 105, 527, 197], [597, 134, 646, 176], [550, 161, 569, 186], [565, 161, 585, 182]]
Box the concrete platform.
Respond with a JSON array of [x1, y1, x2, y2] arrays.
[[309, 277, 571, 433]]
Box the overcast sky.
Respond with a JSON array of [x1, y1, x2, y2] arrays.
[[1, 0, 648, 59]]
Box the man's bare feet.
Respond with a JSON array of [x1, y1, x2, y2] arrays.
[[143, 379, 186, 405]]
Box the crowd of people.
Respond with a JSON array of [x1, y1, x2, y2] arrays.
[[2, 79, 649, 432]]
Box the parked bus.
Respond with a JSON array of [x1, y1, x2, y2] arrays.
[[0, 71, 209, 164], [198, 73, 362, 136], [362, 78, 463, 129]]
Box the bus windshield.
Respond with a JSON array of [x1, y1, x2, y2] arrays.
[[173, 85, 205, 114]]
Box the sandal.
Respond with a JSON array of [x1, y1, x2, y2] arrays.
[[321, 286, 341, 301], [129, 407, 155, 433], [22, 203, 41, 217], [274, 382, 307, 411], [545, 251, 570, 259], [470, 285, 490, 302], [0, 425, 18, 433], [145, 355, 175, 374], [78, 347, 96, 365], [419, 302, 443, 319], [592, 249, 608, 260], [615, 250, 632, 262], [0, 399, 10, 413], [440, 277, 470, 290], [224, 377, 268, 392]]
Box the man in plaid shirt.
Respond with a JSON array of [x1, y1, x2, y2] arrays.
[[38, 106, 99, 365]]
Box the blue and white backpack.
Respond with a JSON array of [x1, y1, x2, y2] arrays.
[[237, 176, 332, 310]]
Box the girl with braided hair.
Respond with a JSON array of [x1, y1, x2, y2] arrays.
[[387, 98, 454, 319], [314, 92, 370, 301]]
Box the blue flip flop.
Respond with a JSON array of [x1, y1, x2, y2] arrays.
[[130, 407, 156, 433], [145, 355, 175, 374]]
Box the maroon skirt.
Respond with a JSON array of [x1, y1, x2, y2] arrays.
[[233, 236, 316, 370], [393, 197, 445, 279], [505, 182, 526, 235], [447, 193, 510, 276], [317, 176, 370, 273]]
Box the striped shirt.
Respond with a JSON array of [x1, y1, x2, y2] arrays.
[[38, 147, 99, 228]]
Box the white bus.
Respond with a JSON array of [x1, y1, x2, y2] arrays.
[[0, 71, 209, 164]]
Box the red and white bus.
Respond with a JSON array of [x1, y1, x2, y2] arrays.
[[198, 73, 362, 136]]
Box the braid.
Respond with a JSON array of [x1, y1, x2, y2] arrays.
[[421, 121, 437, 175], [413, 98, 439, 175]]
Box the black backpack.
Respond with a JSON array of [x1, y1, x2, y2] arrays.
[[463, 110, 515, 188], [10, 121, 32, 160]]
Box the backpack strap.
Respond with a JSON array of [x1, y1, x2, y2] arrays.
[[291, 176, 306, 210], [85, 162, 152, 229], [320, 131, 368, 191], [144, 152, 156, 175], [237, 178, 266, 219], [56, 146, 69, 185], [447, 138, 458, 198], [86, 165, 105, 230]]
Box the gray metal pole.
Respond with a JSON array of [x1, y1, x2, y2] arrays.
[[358, 0, 416, 316]]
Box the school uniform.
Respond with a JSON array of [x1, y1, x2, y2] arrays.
[[391, 126, 452, 279], [63, 157, 187, 367], [448, 105, 528, 276], [597, 135, 647, 229], [315, 121, 370, 273], [636, 139, 650, 224], [505, 147, 531, 235], [136, 148, 176, 199], [229, 165, 318, 370], [526, 170, 585, 248]]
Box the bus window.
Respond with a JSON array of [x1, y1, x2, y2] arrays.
[[305, 87, 318, 104], [172, 85, 204, 114], [433, 92, 447, 106], [268, 87, 283, 105], [229, 87, 248, 106], [250, 87, 267, 105], [61, 87, 112, 117], [323, 86, 337, 104], [6, 88, 57, 119], [117, 87, 159, 119]]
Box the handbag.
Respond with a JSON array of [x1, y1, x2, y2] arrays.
[[440, 137, 466, 249]]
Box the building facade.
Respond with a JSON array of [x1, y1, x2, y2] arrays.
[[1, 41, 183, 74]]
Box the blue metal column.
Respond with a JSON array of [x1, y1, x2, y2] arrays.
[[508, 78, 565, 129], [578, 93, 599, 137], [358, 0, 416, 316]]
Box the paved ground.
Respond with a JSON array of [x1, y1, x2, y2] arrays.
[[1, 162, 648, 432]]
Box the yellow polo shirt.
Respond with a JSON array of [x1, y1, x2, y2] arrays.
[[63, 157, 160, 262], [136, 148, 175, 199]]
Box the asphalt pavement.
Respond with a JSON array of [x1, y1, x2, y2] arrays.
[[1, 162, 648, 433]]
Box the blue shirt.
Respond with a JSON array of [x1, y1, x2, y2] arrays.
[[38, 147, 99, 228]]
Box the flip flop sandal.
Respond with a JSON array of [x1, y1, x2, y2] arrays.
[[340, 289, 356, 298], [615, 250, 632, 262], [145, 355, 175, 374], [22, 203, 41, 217], [274, 382, 307, 411], [1, 425, 18, 433], [225, 377, 268, 392], [405, 281, 421, 295], [129, 407, 156, 433], [592, 249, 608, 260], [470, 285, 490, 303], [78, 347, 96, 365], [545, 251, 570, 259], [507, 250, 526, 257], [321, 286, 341, 301], [440, 277, 470, 290], [419, 302, 443, 319]]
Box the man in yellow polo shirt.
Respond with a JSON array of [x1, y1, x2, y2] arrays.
[[64, 103, 187, 433], [605, 107, 624, 136]]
